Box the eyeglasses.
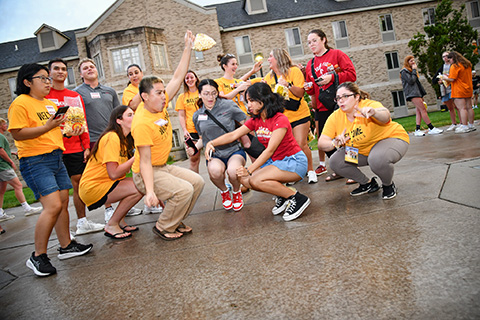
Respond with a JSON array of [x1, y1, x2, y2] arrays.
[[334, 93, 355, 103], [202, 91, 217, 97], [31, 76, 53, 83]]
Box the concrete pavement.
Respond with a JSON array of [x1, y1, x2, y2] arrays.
[[0, 125, 479, 319]]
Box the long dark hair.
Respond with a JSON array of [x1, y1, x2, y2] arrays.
[[244, 82, 284, 119], [308, 29, 332, 50], [15, 64, 49, 95], [91, 105, 134, 161], [183, 70, 200, 93], [217, 54, 236, 71], [197, 79, 220, 108], [448, 51, 473, 69]]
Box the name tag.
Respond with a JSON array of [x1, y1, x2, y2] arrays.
[[198, 114, 208, 121], [154, 119, 168, 126], [345, 146, 359, 164], [45, 105, 56, 115], [90, 92, 101, 99]]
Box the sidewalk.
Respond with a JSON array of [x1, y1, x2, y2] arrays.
[[0, 126, 479, 319]]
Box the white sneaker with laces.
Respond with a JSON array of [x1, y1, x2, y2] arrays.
[[307, 170, 318, 184], [126, 207, 142, 216], [0, 212, 15, 222], [76, 219, 105, 235], [455, 125, 470, 134], [428, 127, 443, 135], [144, 204, 163, 214], [468, 123, 476, 132], [446, 124, 457, 132], [24, 206, 42, 216], [104, 206, 114, 223], [414, 130, 425, 137]]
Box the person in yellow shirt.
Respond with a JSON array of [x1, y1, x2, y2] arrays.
[[9, 64, 92, 277], [175, 70, 200, 172], [262, 49, 317, 184], [318, 82, 409, 200], [79, 105, 143, 239], [122, 64, 144, 112], [132, 30, 205, 241]]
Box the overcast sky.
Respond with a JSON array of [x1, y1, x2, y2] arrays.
[[0, 0, 236, 43]]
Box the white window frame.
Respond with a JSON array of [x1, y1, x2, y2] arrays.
[[152, 43, 169, 70], [8, 77, 17, 100], [65, 67, 76, 89], [467, 1, 480, 28], [93, 53, 105, 80], [110, 44, 143, 75], [172, 129, 181, 148], [385, 51, 400, 81], [332, 20, 350, 49], [392, 90, 406, 108], [379, 14, 396, 42], [245, 0, 267, 15], [285, 27, 304, 57], [422, 8, 435, 26], [234, 35, 254, 65]]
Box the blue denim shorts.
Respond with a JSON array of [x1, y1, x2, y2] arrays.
[[441, 92, 452, 103], [19, 149, 73, 200], [206, 149, 247, 167], [261, 150, 308, 180]]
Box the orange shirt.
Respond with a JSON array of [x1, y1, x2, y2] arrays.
[[449, 63, 473, 98]]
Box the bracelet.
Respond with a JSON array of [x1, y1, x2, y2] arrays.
[[246, 168, 252, 176], [288, 83, 292, 89]]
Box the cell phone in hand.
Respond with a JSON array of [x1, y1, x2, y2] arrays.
[[54, 106, 69, 120], [185, 137, 198, 155]]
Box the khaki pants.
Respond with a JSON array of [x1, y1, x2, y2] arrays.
[[133, 165, 204, 232]]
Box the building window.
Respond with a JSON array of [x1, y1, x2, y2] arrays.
[[8, 77, 17, 100], [285, 28, 303, 57], [39, 31, 55, 50], [245, 0, 267, 15], [65, 67, 76, 89], [195, 50, 204, 62], [93, 53, 104, 79], [332, 21, 349, 49], [422, 8, 435, 26], [172, 129, 181, 148], [152, 44, 168, 69], [385, 51, 400, 80], [111, 45, 141, 74], [469, 1, 480, 18], [379, 14, 396, 42], [392, 90, 406, 108], [234, 35, 254, 65]]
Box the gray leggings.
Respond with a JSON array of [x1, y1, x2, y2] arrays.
[[330, 138, 409, 186]]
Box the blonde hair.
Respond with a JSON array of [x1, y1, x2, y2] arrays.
[[77, 58, 96, 73], [0, 118, 6, 125], [271, 49, 294, 77]]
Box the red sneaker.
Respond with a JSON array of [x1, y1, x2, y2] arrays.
[[315, 165, 327, 176], [232, 191, 243, 211], [221, 190, 233, 210]]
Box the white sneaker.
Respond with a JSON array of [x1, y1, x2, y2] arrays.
[[24, 206, 42, 216], [446, 124, 457, 132], [126, 207, 142, 216], [307, 170, 318, 184], [455, 125, 470, 134], [75, 219, 105, 235], [104, 206, 114, 223], [143, 204, 163, 214], [0, 212, 15, 222], [428, 127, 443, 135], [414, 130, 425, 136], [468, 123, 476, 132]]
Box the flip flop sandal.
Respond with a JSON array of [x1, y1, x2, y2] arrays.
[[176, 222, 192, 234], [346, 179, 357, 185], [325, 173, 344, 182], [104, 231, 132, 239], [121, 225, 139, 232], [152, 226, 183, 241]]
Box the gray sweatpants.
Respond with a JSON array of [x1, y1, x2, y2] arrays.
[[330, 138, 409, 186]]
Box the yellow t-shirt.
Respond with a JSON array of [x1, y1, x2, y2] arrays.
[[79, 132, 129, 206], [263, 67, 311, 123], [215, 77, 247, 114], [322, 99, 410, 156], [122, 83, 143, 111], [8, 94, 64, 158], [175, 90, 199, 133], [131, 94, 172, 173]]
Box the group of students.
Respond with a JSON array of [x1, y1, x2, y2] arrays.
[[5, 27, 434, 278]]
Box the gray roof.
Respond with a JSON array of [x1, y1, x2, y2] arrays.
[[209, 0, 428, 29], [0, 29, 83, 71]]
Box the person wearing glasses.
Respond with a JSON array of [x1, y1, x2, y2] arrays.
[[191, 80, 247, 212], [433, 51, 461, 132], [8, 64, 93, 277], [400, 55, 443, 136], [439, 51, 476, 133], [318, 82, 409, 200]]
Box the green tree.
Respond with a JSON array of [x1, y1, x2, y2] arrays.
[[408, 0, 478, 95]]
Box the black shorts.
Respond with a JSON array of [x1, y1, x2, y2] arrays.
[[314, 109, 334, 134], [62, 151, 87, 177], [290, 116, 310, 129], [87, 180, 120, 211]]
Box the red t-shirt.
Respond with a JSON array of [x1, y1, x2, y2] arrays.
[[46, 88, 90, 154], [244, 113, 301, 161], [305, 49, 356, 111]]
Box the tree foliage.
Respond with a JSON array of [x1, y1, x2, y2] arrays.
[[408, 0, 478, 95]]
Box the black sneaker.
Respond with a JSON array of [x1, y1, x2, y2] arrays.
[[26, 252, 56, 277], [382, 182, 397, 200], [57, 240, 93, 260], [350, 177, 380, 196], [283, 192, 311, 221], [272, 196, 288, 215]]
